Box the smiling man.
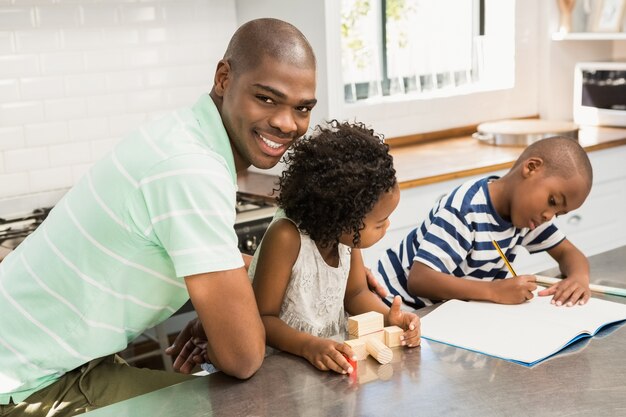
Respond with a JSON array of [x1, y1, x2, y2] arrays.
[[0, 18, 316, 416]]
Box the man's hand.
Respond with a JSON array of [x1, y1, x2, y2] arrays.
[[386, 295, 421, 347], [365, 267, 388, 299], [164, 317, 208, 374]]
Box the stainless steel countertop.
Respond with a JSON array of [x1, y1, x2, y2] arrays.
[[85, 246, 626, 417]]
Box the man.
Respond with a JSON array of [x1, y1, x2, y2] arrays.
[[0, 18, 316, 416]]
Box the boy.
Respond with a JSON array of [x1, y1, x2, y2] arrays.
[[373, 136, 592, 310]]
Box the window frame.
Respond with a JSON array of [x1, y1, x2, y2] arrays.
[[324, 0, 539, 139]]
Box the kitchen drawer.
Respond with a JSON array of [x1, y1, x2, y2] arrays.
[[556, 177, 626, 251]]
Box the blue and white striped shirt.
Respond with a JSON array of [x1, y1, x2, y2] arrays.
[[375, 176, 565, 309]]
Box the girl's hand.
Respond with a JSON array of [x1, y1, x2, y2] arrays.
[[301, 337, 356, 374], [387, 295, 421, 348]]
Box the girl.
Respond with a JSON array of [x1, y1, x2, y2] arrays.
[[249, 121, 420, 375]]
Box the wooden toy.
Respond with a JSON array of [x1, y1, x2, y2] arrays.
[[348, 311, 384, 338], [384, 325, 403, 348], [345, 311, 399, 365], [344, 338, 368, 361], [366, 338, 393, 365]]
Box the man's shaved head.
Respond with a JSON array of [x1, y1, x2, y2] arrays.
[[223, 18, 316, 74]]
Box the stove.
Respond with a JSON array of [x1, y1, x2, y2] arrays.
[[234, 194, 277, 255], [0, 207, 52, 261], [0, 194, 276, 262]]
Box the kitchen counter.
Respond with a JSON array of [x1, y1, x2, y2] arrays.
[[85, 246, 626, 417], [237, 126, 626, 196]]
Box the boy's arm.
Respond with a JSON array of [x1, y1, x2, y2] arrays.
[[540, 238, 590, 306], [344, 249, 420, 347], [405, 205, 535, 304], [252, 220, 354, 374], [407, 261, 537, 304]]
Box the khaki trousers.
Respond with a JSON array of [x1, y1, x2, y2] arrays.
[[0, 355, 195, 417]]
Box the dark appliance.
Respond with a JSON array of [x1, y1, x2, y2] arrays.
[[0, 195, 275, 262], [234, 194, 277, 255], [0, 207, 52, 261]]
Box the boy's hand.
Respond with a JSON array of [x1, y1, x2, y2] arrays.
[[387, 295, 421, 347], [490, 275, 537, 304], [301, 338, 356, 374], [538, 275, 590, 306]]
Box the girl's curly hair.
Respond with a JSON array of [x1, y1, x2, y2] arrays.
[[276, 120, 396, 248]]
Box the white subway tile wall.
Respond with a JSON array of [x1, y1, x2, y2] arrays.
[[0, 0, 237, 201]]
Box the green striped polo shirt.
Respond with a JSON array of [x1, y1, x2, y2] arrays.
[[0, 94, 244, 404]]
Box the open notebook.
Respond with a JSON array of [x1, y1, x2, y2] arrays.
[[421, 289, 626, 366]]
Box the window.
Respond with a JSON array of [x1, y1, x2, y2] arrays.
[[328, 0, 533, 138], [341, 0, 513, 103]]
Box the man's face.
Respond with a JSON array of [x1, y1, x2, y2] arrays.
[[216, 56, 317, 171], [510, 169, 589, 230]]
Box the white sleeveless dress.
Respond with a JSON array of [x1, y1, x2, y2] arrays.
[[249, 210, 351, 340]]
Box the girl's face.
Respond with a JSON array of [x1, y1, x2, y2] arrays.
[[339, 183, 401, 249]]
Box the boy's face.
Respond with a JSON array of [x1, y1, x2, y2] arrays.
[[214, 56, 317, 171], [511, 166, 589, 230], [340, 183, 401, 249]]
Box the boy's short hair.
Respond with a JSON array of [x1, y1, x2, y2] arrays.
[[512, 136, 593, 188]]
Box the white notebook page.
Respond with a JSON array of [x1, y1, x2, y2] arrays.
[[421, 293, 626, 365]]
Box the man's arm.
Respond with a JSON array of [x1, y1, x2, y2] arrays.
[[184, 268, 265, 379]]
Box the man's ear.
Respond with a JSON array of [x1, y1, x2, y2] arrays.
[[521, 157, 544, 178], [213, 59, 232, 97]]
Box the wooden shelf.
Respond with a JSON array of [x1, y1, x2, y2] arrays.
[[552, 32, 626, 41]]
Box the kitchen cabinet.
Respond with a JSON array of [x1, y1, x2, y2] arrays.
[[362, 145, 626, 276], [540, 1, 625, 121]]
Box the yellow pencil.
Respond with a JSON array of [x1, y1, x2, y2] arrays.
[[492, 240, 517, 277]]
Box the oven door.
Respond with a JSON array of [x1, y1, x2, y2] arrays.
[[235, 206, 276, 255]]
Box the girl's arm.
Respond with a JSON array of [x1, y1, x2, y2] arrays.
[[252, 219, 354, 374], [344, 249, 420, 347], [343, 248, 391, 317]]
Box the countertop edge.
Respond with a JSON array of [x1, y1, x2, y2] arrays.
[[398, 136, 626, 189], [238, 133, 626, 197]]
